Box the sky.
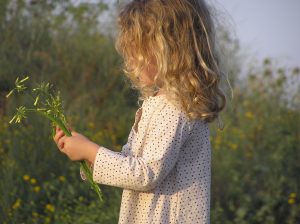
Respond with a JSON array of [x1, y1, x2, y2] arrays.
[[82, 0, 300, 69], [213, 0, 300, 69]]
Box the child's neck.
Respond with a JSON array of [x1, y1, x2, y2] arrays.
[[154, 90, 165, 96]]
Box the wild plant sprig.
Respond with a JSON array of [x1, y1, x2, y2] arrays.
[[6, 76, 29, 98], [6, 76, 104, 203]]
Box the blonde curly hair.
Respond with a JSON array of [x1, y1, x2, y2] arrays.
[[115, 0, 227, 125]]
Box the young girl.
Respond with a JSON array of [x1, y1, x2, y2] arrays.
[[54, 0, 226, 223]]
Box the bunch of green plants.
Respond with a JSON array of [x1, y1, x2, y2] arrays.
[[6, 76, 104, 203]]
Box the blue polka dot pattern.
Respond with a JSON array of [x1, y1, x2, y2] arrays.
[[80, 94, 211, 223]]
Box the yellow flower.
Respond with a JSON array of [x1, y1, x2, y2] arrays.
[[288, 198, 296, 204], [229, 143, 238, 151], [12, 199, 21, 210], [30, 178, 37, 185], [58, 176, 65, 182], [32, 211, 39, 217], [33, 186, 40, 193], [45, 204, 55, 213], [289, 192, 296, 198], [88, 121, 95, 129], [23, 175, 30, 181], [245, 111, 254, 119], [215, 135, 222, 146]]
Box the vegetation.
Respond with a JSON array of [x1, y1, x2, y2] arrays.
[[0, 1, 299, 223]]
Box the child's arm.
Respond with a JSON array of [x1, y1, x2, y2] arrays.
[[86, 106, 195, 191], [79, 130, 134, 181]]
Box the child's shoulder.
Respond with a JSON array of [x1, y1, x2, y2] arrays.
[[143, 94, 181, 115], [144, 94, 195, 126]]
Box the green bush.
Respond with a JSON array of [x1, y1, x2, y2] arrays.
[[0, 1, 299, 223], [210, 61, 300, 224]]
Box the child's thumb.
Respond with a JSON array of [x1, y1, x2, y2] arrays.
[[71, 131, 79, 136]]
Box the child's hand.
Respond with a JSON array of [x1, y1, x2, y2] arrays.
[[53, 126, 99, 164]]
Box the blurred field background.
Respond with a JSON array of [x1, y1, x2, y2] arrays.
[[0, 1, 299, 223]]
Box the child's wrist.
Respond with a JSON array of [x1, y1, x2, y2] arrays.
[[85, 141, 100, 165]]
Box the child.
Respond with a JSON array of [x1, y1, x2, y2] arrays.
[[53, 0, 227, 223]]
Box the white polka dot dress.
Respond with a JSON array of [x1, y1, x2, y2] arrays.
[[80, 94, 211, 224]]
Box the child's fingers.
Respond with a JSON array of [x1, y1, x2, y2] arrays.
[[57, 136, 67, 151], [56, 126, 61, 132], [54, 130, 65, 143]]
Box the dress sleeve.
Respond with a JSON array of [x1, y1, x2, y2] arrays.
[[79, 128, 134, 181], [90, 104, 194, 192]]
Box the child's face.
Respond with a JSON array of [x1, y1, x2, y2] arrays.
[[131, 56, 159, 87], [139, 59, 157, 87]]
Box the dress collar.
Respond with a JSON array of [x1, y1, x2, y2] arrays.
[[139, 94, 167, 112]]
